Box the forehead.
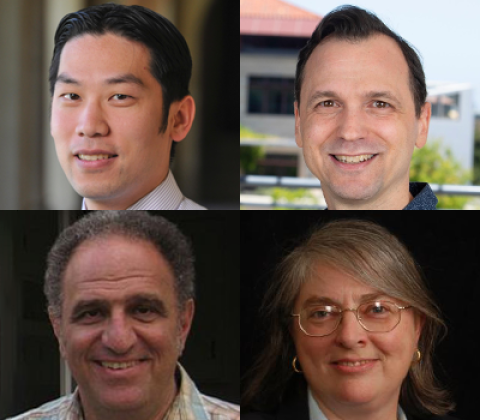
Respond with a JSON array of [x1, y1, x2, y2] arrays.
[[63, 235, 175, 300], [296, 263, 383, 305], [57, 32, 155, 87], [301, 34, 412, 104]]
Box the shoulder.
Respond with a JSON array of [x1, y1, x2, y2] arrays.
[[200, 394, 239, 419], [6, 393, 75, 419], [178, 197, 208, 210]]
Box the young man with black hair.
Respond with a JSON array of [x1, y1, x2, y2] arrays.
[[49, 4, 206, 210]]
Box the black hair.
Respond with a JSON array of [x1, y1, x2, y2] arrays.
[[295, 5, 426, 117], [49, 3, 192, 162]]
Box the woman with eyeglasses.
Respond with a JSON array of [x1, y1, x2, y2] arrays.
[[242, 219, 461, 420]]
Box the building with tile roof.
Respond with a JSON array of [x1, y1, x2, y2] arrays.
[[240, 0, 321, 37]]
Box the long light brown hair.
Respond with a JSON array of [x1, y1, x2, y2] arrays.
[[242, 219, 455, 417]]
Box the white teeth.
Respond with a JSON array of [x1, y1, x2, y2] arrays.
[[334, 154, 374, 163], [100, 361, 140, 370], [337, 360, 373, 367], [78, 154, 113, 161]]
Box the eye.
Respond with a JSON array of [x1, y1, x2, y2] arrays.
[[319, 100, 335, 108], [133, 305, 159, 321], [372, 101, 390, 109], [75, 309, 103, 324], [62, 93, 80, 100], [112, 94, 131, 101]]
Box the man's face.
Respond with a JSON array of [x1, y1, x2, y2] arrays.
[[295, 35, 431, 209], [51, 33, 171, 209], [50, 235, 194, 416]]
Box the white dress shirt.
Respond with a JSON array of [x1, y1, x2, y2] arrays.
[[82, 170, 207, 210], [308, 388, 408, 420]]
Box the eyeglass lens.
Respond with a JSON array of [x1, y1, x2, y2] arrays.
[[299, 301, 401, 336]]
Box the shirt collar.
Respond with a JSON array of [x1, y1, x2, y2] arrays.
[[404, 182, 438, 210], [307, 388, 408, 420], [82, 170, 185, 210]]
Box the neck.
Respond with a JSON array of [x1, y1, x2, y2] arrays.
[[80, 377, 178, 420], [311, 390, 400, 420], [85, 170, 169, 210]]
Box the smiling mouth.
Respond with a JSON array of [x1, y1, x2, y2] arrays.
[[96, 360, 146, 370], [333, 154, 376, 164], [77, 154, 118, 161], [333, 359, 377, 367]]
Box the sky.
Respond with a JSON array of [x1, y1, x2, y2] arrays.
[[286, 0, 480, 111]]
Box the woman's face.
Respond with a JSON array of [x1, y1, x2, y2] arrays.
[[291, 263, 424, 413]]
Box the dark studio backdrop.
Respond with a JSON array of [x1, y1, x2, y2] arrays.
[[241, 212, 480, 420], [0, 211, 239, 419]]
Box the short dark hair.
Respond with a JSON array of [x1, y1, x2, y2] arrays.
[[49, 2, 192, 141], [295, 5, 426, 117], [45, 211, 195, 319]]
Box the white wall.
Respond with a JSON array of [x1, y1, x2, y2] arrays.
[[427, 89, 474, 171], [240, 53, 297, 138]]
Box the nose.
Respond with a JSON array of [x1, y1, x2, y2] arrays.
[[337, 106, 366, 141], [102, 311, 136, 354], [334, 309, 368, 348], [76, 100, 109, 138]]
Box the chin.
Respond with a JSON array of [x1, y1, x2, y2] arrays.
[[334, 384, 378, 405], [330, 182, 381, 202], [98, 387, 146, 410]]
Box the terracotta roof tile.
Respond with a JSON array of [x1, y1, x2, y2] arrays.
[[240, 0, 321, 20]]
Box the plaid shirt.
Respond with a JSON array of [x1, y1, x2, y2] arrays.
[[7, 365, 239, 420]]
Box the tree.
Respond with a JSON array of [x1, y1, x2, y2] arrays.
[[240, 125, 267, 175], [410, 139, 471, 209]]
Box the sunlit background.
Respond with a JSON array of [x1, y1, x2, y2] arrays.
[[240, 0, 480, 209]]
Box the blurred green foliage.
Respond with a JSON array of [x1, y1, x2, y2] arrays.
[[410, 139, 471, 209]]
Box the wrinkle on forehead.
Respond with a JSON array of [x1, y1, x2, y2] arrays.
[[74, 274, 162, 289]]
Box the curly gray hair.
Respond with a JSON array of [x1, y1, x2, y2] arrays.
[[45, 211, 195, 318]]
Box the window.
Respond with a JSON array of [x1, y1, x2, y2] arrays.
[[240, 35, 309, 53], [428, 93, 460, 119], [248, 77, 295, 115]]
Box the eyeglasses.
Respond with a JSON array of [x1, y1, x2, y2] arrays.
[[291, 300, 412, 337]]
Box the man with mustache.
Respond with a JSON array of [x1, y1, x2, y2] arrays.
[[294, 6, 437, 210]]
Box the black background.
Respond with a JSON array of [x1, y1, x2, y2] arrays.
[[241, 212, 480, 420], [1, 211, 239, 419]]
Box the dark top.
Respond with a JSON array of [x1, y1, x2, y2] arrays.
[[404, 182, 438, 210], [242, 379, 460, 420]]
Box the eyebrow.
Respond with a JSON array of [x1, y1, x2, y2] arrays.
[[307, 90, 402, 108], [302, 292, 389, 307], [70, 293, 168, 321], [56, 72, 145, 88]]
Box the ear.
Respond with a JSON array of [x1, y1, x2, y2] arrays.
[[49, 308, 67, 359], [294, 101, 303, 148], [178, 299, 195, 353], [415, 102, 431, 149], [169, 95, 196, 143]]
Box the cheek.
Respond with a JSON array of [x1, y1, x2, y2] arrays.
[[51, 110, 78, 155], [304, 116, 334, 147], [374, 117, 416, 152]]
